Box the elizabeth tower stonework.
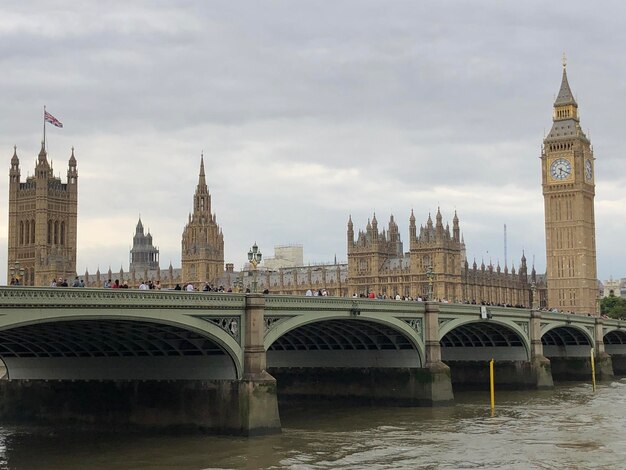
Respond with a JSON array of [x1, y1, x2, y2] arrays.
[[542, 61, 598, 314]]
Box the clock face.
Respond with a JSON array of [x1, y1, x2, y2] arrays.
[[550, 158, 572, 180], [585, 159, 593, 181]]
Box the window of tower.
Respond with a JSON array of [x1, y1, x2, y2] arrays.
[[31, 219, 35, 244], [24, 220, 29, 245], [47, 220, 52, 244], [19, 221, 24, 245], [60, 222, 65, 245], [54, 221, 59, 244]]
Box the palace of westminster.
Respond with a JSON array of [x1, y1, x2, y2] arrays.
[[6, 63, 600, 315]]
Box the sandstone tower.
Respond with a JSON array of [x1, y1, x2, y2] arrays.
[[542, 59, 598, 314], [7, 143, 78, 285], [181, 155, 224, 285]]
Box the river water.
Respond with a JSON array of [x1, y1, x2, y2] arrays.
[[0, 380, 624, 469]]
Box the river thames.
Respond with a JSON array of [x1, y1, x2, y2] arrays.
[[0, 380, 624, 469]]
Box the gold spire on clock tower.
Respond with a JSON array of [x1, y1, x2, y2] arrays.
[[541, 58, 598, 315]]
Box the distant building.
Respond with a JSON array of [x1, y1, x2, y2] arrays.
[[129, 217, 159, 273], [345, 210, 538, 306], [181, 155, 224, 286], [603, 278, 626, 298], [7, 143, 78, 285], [263, 245, 304, 270]]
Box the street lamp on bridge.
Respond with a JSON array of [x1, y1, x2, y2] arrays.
[[426, 265, 434, 301], [247, 242, 262, 293], [9, 261, 25, 286]]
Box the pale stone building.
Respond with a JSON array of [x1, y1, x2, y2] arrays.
[[542, 60, 598, 315], [263, 245, 304, 270], [7, 143, 78, 286]]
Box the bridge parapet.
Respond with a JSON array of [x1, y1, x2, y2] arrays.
[[0, 286, 246, 310]]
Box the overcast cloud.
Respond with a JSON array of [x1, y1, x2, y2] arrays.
[[1, 1, 625, 283]]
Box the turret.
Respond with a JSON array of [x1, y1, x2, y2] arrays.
[[371, 213, 378, 241], [435, 207, 443, 238], [347, 215, 354, 248], [409, 209, 416, 241], [453, 210, 460, 242], [9, 146, 20, 184]]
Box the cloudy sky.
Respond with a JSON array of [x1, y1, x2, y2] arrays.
[[1, 1, 625, 283]]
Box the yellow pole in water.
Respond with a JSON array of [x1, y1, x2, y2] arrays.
[[489, 358, 495, 415], [590, 348, 596, 392]]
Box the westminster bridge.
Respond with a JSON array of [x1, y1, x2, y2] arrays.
[[0, 287, 624, 435]]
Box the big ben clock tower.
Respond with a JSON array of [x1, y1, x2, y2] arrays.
[[542, 57, 598, 315]]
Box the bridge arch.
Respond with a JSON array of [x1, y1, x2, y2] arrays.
[[265, 313, 424, 368], [439, 319, 530, 361], [540, 324, 594, 358], [603, 329, 626, 355], [0, 314, 243, 380]]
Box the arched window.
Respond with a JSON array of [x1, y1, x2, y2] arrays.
[[60, 222, 65, 245], [54, 221, 59, 244], [24, 220, 30, 245], [31, 219, 35, 244], [48, 220, 53, 244], [19, 221, 24, 245]]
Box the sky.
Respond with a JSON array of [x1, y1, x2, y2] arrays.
[[1, 1, 625, 283]]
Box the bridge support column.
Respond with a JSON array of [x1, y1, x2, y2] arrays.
[[594, 319, 614, 381], [240, 294, 281, 435], [423, 302, 454, 405], [530, 311, 554, 389]]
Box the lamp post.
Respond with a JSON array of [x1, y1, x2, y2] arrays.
[[247, 242, 262, 293], [10, 261, 25, 286], [530, 281, 538, 310], [426, 264, 434, 301]]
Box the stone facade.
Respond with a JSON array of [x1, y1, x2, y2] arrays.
[[181, 155, 224, 286], [129, 217, 159, 273], [7, 143, 78, 286], [542, 61, 598, 315], [346, 210, 536, 306]]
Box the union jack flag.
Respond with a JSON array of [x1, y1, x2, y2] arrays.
[[44, 110, 63, 128]]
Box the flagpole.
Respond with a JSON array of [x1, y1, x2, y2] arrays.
[[43, 105, 47, 151]]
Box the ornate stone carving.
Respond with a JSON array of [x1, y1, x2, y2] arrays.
[[264, 316, 293, 335], [404, 318, 422, 337], [515, 321, 529, 335], [201, 316, 240, 341]]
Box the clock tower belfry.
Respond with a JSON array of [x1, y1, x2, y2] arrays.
[[541, 57, 598, 315]]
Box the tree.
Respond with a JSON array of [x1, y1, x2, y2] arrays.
[[601, 293, 626, 319]]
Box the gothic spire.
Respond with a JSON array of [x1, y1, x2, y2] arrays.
[[554, 54, 577, 107]]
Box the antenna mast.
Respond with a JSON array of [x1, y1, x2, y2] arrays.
[[504, 224, 508, 269]]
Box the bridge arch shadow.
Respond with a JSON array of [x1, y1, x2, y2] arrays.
[[439, 320, 531, 390], [264, 316, 427, 404], [541, 325, 593, 381], [0, 319, 239, 380], [266, 318, 423, 368]]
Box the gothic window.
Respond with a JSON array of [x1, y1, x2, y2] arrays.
[[60, 222, 65, 245], [30, 219, 35, 244], [24, 220, 29, 245], [48, 220, 52, 244], [19, 221, 24, 245], [54, 221, 59, 244]]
